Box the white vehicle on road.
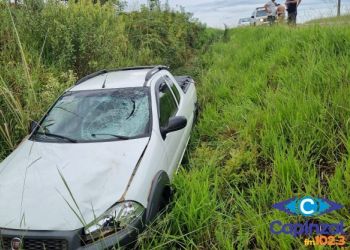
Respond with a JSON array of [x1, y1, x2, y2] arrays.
[[0, 66, 197, 249], [251, 7, 269, 26], [238, 17, 251, 27]]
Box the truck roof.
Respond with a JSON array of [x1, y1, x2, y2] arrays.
[[70, 66, 168, 91]]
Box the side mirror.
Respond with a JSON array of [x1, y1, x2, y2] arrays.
[[29, 121, 39, 133], [161, 116, 187, 138]]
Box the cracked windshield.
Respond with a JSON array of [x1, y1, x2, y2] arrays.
[[33, 88, 150, 142]]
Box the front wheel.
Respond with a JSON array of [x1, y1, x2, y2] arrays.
[[145, 171, 171, 224]]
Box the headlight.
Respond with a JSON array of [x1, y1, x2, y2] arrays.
[[83, 201, 144, 243], [260, 18, 264, 22]]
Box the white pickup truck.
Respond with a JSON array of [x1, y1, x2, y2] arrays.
[[251, 7, 269, 26], [0, 66, 197, 250]]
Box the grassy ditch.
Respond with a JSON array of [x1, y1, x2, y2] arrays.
[[137, 25, 350, 249], [1, 1, 350, 248]]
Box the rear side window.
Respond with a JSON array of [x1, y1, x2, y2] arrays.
[[158, 80, 178, 127], [164, 75, 181, 104]]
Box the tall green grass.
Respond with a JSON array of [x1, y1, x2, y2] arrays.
[[138, 26, 350, 249], [307, 14, 350, 25], [2, 1, 349, 249], [0, 0, 220, 160]]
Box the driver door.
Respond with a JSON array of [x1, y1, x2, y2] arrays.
[[156, 77, 186, 176]]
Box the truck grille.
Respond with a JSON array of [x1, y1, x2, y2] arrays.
[[1, 237, 68, 250]]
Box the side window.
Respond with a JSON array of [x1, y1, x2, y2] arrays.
[[158, 80, 178, 127], [164, 75, 181, 104]]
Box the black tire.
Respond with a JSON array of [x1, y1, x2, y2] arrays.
[[193, 102, 199, 124], [145, 171, 171, 224]]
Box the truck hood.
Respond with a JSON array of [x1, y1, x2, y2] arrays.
[[0, 138, 149, 231]]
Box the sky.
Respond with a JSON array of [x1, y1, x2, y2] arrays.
[[126, 0, 350, 28]]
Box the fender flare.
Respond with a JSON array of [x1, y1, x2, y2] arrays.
[[145, 171, 171, 224]]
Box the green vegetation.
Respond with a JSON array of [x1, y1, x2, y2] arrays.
[[307, 14, 350, 25], [138, 26, 350, 248], [1, 1, 350, 249], [0, 0, 218, 160]]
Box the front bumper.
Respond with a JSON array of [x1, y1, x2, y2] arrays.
[[0, 213, 145, 250]]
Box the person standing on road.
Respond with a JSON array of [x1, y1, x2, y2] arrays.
[[264, 0, 277, 25], [285, 0, 302, 25]]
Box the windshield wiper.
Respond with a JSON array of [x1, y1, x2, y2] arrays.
[[91, 133, 130, 140], [35, 132, 77, 143]]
